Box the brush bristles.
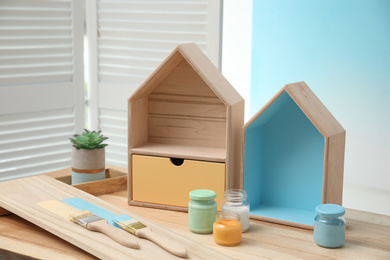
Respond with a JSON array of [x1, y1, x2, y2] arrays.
[[115, 219, 146, 235], [69, 210, 94, 223]]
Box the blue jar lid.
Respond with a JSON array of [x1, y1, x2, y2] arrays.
[[316, 204, 345, 218], [189, 189, 216, 200]]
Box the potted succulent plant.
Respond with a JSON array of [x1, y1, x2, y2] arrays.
[[69, 129, 109, 184]]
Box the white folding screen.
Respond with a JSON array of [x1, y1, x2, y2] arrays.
[[0, 0, 85, 180], [87, 0, 222, 168], [0, 0, 222, 179]]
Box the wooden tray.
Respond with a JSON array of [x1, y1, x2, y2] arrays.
[[0, 175, 232, 259], [54, 167, 127, 196], [0, 167, 127, 216]]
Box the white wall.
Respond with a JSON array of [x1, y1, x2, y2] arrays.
[[221, 0, 252, 121], [222, 0, 390, 216]]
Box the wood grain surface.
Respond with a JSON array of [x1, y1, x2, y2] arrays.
[[0, 175, 232, 260], [1, 168, 390, 259], [128, 43, 244, 212], [102, 191, 390, 260]]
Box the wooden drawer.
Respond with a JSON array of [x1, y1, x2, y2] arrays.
[[132, 154, 225, 210]]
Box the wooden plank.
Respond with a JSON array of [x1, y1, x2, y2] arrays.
[[129, 97, 148, 148], [148, 115, 227, 148], [0, 175, 232, 260], [0, 166, 127, 216], [149, 93, 222, 104], [148, 99, 226, 119], [129, 50, 184, 99], [151, 58, 217, 97], [323, 131, 346, 204], [178, 43, 244, 106], [243, 87, 285, 128], [0, 207, 11, 216], [286, 81, 345, 137], [0, 215, 97, 260], [226, 102, 245, 189], [2, 184, 390, 259]]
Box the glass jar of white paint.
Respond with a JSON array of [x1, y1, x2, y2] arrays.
[[314, 204, 346, 248], [221, 189, 250, 232]]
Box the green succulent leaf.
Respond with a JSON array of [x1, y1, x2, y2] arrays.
[[69, 129, 109, 149]]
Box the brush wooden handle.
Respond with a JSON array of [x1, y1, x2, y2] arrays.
[[135, 227, 187, 258], [86, 220, 139, 249]]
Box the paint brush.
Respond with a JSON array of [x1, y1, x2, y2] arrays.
[[62, 197, 187, 258], [38, 200, 138, 249], [69, 210, 139, 249], [113, 214, 187, 258]]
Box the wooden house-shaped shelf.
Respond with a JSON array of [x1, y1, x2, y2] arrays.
[[243, 82, 345, 229], [128, 43, 244, 211]]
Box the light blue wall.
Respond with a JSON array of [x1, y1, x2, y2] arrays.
[[251, 0, 390, 209]]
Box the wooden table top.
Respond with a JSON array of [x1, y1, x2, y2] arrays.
[[1, 168, 389, 259]]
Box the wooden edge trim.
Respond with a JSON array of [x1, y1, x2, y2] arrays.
[[240, 128, 246, 190], [250, 214, 314, 230], [323, 131, 346, 205], [129, 200, 189, 213], [71, 168, 105, 174], [243, 86, 287, 128], [286, 81, 345, 137], [322, 137, 330, 203]]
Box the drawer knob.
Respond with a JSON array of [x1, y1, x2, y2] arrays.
[[170, 158, 184, 166]]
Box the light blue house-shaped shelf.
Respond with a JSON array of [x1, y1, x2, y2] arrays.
[[243, 82, 345, 229]]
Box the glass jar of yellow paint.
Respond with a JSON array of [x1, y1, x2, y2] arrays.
[[213, 212, 242, 246]]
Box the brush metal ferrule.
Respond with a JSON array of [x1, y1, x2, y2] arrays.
[[124, 222, 147, 234], [78, 215, 103, 228]]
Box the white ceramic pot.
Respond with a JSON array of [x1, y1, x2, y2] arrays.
[[71, 147, 105, 185]]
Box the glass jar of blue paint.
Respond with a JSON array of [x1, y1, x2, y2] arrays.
[[314, 204, 346, 248]]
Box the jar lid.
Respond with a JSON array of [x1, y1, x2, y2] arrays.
[[189, 189, 216, 200], [315, 204, 345, 218]]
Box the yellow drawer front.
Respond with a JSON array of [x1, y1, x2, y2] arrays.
[[132, 155, 225, 209]]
